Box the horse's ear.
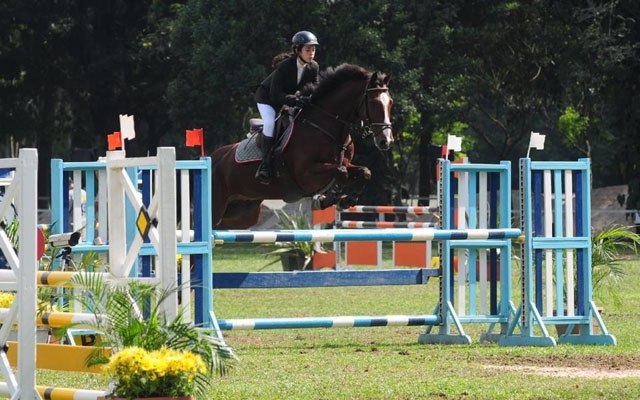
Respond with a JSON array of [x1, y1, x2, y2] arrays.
[[371, 71, 391, 87], [369, 72, 379, 86]]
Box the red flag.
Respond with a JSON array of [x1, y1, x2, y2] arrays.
[[440, 145, 448, 159], [108, 131, 122, 150], [186, 128, 204, 157]]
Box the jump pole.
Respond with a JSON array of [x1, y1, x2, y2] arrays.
[[211, 227, 519, 338], [210, 159, 520, 345], [218, 315, 441, 330], [211, 228, 516, 337], [212, 228, 520, 243]]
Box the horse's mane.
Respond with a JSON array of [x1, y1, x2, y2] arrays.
[[301, 63, 371, 100]]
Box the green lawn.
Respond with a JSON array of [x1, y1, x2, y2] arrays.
[[36, 243, 640, 399]]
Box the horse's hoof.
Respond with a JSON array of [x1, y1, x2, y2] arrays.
[[311, 195, 325, 210], [337, 166, 348, 181], [337, 195, 357, 210]]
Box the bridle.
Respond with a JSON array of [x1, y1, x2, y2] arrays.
[[355, 84, 393, 139], [299, 79, 392, 140]]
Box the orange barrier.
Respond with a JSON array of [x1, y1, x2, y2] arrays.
[[312, 250, 337, 270], [346, 242, 378, 266], [393, 242, 428, 268]]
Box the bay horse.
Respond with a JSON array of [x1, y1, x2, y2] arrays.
[[211, 63, 393, 229]]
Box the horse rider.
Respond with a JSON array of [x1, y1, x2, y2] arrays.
[[254, 30, 320, 184]]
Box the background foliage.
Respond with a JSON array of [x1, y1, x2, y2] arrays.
[[2, 0, 639, 207]]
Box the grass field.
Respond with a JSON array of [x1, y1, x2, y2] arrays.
[[36, 243, 640, 399]]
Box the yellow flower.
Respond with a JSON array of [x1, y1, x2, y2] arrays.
[[0, 292, 15, 308], [104, 346, 207, 398]]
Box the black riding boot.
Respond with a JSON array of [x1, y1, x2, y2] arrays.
[[255, 135, 275, 184]]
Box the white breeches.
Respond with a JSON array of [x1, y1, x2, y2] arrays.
[[257, 103, 276, 138]]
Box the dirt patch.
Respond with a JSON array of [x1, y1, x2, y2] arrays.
[[480, 352, 640, 379], [483, 364, 640, 379]]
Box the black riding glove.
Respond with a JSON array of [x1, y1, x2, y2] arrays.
[[283, 94, 296, 107], [296, 95, 312, 107]]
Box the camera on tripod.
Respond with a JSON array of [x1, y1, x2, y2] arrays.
[[49, 231, 81, 248]]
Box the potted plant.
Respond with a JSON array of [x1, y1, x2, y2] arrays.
[[61, 273, 237, 399], [263, 205, 319, 271]]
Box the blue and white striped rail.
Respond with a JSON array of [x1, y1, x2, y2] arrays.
[[218, 314, 441, 330], [212, 228, 521, 243]]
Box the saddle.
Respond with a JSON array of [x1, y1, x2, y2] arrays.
[[236, 109, 297, 163], [250, 108, 295, 144]]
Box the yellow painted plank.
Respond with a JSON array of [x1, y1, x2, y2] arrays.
[[7, 341, 111, 373]]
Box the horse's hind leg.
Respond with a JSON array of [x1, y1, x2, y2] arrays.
[[220, 200, 263, 229]]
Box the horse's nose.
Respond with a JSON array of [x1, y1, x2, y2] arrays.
[[377, 137, 390, 151], [378, 127, 394, 150]]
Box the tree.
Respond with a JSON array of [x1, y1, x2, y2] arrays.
[[2, 0, 639, 207], [1, 1, 181, 196]]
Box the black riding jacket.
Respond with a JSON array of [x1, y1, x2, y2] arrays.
[[255, 55, 319, 110]]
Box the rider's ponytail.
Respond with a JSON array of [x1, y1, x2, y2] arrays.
[[272, 52, 293, 69]]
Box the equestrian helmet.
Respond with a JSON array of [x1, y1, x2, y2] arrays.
[[292, 31, 319, 47]]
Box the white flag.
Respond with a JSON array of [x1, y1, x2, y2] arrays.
[[119, 114, 136, 140], [446, 135, 462, 152], [528, 131, 545, 150]]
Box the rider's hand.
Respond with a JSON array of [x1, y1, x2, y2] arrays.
[[284, 94, 298, 106], [296, 95, 312, 107]]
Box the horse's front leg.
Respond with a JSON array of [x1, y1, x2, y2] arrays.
[[311, 164, 372, 210], [336, 164, 371, 209]]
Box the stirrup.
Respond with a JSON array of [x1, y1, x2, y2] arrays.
[[255, 165, 271, 184]]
